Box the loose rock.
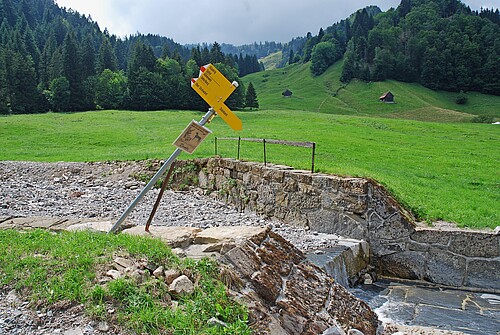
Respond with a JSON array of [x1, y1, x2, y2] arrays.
[[169, 275, 195, 295]]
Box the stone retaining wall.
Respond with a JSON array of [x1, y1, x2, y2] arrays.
[[174, 158, 500, 291]]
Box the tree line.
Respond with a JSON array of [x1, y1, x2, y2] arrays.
[[0, 0, 260, 114], [295, 0, 500, 96]]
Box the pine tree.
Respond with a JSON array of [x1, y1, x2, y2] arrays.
[[244, 82, 258, 109], [96, 37, 117, 73], [38, 34, 56, 89], [190, 46, 201, 65], [209, 41, 224, 64], [161, 44, 171, 59], [201, 46, 210, 65], [80, 34, 96, 79], [127, 41, 162, 110], [5, 50, 41, 113], [0, 48, 9, 114], [288, 50, 295, 65], [0, 0, 16, 27], [62, 31, 83, 110]]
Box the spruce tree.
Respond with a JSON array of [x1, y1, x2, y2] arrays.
[[209, 41, 224, 64], [80, 34, 96, 79], [0, 48, 9, 114], [96, 37, 117, 73], [62, 31, 83, 111], [245, 82, 258, 109]]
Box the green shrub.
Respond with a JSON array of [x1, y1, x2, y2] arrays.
[[456, 91, 468, 105], [471, 115, 494, 123]]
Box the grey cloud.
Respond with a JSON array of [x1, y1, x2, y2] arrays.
[[57, 0, 499, 45]]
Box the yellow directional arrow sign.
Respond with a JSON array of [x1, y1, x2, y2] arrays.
[[191, 64, 242, 131]]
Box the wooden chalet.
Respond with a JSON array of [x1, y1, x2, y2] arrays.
[[379, 91, 394, 103]]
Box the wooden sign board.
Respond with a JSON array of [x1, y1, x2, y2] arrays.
[[173, 120, 211, 154]]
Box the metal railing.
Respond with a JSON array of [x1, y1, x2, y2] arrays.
[[214, 137, 316, 173]]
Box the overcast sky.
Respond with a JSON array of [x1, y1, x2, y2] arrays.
[[55, 0, 499, 45]]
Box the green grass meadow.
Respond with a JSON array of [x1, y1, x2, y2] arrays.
[[1, 108, 498, 229]]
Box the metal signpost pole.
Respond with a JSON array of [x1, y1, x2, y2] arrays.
[[108, 108, 216, 234]]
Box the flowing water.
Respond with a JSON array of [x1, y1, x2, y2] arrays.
[[350, 280, 500, 335]]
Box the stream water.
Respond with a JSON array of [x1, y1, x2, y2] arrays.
[[350, 280, 500, 335]]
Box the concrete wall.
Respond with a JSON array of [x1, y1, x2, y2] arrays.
[[174, 158, 500, 291]]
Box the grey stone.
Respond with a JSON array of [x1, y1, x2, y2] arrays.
[[97, 321, 110, 332], [465, 259, 500, 290], [411, 228, 451, 245], [114, 257, 134, 269], [63, 328, 84, 335], [378, 251, 426, 280], [169, 275, 194, 295], [106, 270, 121, 280], [207, 317, 228, 328], [122, 226, 201, 248], [171, 248, 187, 258], [322, 325, 344, 335], [448, 232, 500, 258], [426, 248, 466, 287], [153, 266, 164, 278], [129, 269, 148, 283], [194, 226, 268, 244], [164, 269, 181, 285], [65, 220, 113, 232]]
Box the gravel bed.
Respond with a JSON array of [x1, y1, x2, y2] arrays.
[[0, 160, 340, 250], [0, 160, 344, 335]]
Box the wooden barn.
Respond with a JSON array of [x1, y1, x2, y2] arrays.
[[282, 89, 293, 98], [379, 91, 395, 103]]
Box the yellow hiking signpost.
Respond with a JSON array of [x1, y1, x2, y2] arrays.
[[109, 64, 242, 233], [191, 64, 243, 131]]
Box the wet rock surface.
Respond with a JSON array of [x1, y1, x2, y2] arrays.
[[352, 281, 500, 335]]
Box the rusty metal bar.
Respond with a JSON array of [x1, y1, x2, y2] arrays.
[[145, 162, 176, 232]]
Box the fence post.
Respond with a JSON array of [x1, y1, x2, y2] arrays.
[[237, 136, 241, 160], [263, 139, 267, 166], [311, 142, 316, 173], [214, 137, 218, 156]]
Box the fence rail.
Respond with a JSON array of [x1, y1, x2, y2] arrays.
[[214, 137, 316, 173]]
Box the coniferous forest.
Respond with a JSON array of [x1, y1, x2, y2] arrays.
[[303, 0, 500, 95], [0, 0, 263, 114], [0, 0, 499, 115]]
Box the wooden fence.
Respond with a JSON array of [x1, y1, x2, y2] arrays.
[[214, 137, 316, 173]]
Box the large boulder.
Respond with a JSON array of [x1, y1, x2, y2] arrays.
[[220, 228, 380, 335]]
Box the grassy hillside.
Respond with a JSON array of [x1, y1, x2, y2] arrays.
[[1, 110, 498, 229], [259, 51, 283, 71], [242, 61, 500, 122]]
